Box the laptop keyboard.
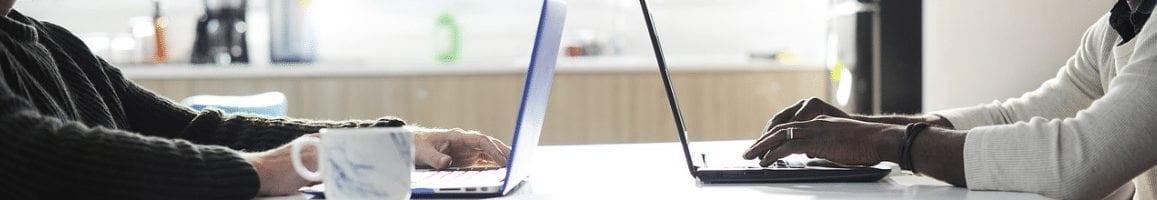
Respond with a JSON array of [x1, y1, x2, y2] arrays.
[[714, 159, 807, 169], [412, 167, 507, 187], [731, 160, 802, 168], [700, 153, 809, 169]]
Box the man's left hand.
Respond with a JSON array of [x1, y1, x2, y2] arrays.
[[742, 116, 905, 167]]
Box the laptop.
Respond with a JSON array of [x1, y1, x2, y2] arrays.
[[301, 0, 566, 197], [637, 0, 892, 183]]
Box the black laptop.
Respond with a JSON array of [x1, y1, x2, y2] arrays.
[[637, 0, 892, 183]]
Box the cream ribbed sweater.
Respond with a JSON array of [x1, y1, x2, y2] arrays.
[[932, 12, 1157, 199]]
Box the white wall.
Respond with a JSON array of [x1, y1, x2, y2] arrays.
[[16, 0, 829, 67], [13, 0, 204, 63], [310, 0, 829, 67], [923, 0, 1112, 111]]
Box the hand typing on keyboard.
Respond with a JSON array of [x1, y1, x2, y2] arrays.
[[244, 126, 512, 196], [742, 116, 905, 167], [409, 126, 512, 170]]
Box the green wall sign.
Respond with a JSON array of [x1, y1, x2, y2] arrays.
[[435, 13, 462, 64]]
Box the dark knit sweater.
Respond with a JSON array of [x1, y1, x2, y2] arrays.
[[0, 11, 405, 199]]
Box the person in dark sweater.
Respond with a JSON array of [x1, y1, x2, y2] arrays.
[[0, 1, 511, 199]]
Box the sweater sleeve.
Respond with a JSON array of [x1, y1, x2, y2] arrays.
[[178, 109, 407, 152], [0, 74, 259, 199], [29, 21, 410, 152], [79, 47, 406, 152], [959, 12, 1157, 199], [98, 61, 406, 152], [929, 14, 1113, 130]]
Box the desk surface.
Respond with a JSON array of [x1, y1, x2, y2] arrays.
[[259, 141, 1048, 200]]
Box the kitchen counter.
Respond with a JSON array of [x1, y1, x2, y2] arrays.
[[124, 55, 830, 145], [119, 55, 824, 80]]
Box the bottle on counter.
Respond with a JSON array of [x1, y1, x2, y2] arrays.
[[151, 0, 168, 64], [269, 0, 316, 63]]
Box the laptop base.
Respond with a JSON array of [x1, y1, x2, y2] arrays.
[[412, 181, 526, 199], [696, 167, 891, 183]]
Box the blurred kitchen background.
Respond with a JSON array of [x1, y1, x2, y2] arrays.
[[16, 0, 1108, 145]]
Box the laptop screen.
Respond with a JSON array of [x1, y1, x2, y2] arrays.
[[638, 0, 698, 176], [500, 0, 567, 194]]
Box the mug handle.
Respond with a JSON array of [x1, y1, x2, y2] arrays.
[[291, 137, 323, 182]]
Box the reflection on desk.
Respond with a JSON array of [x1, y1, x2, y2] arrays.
[[256, 141, 1047, 200]]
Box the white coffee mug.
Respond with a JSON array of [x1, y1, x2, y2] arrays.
[[291, 127, 414, 200]]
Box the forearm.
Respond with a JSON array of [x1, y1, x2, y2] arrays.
[[0, 112, 260, 199], [102, 59, 404, 152], [853, 114, 955, 129], [179, 109, 406, 152], [240, 135, 319, 196], [908, 128, 968, 186]]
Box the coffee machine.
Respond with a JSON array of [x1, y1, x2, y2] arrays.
[[191, 0, 249, 65]]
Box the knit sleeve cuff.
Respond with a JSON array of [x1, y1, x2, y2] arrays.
[[962, 125, 1062, 196], [197, 145, 262, 198], [180, 108, 407, 151], [962, 126, 1002, 191], [930, 101, 1005, 130]]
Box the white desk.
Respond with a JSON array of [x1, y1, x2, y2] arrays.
[[260, 141, 1048, 200]]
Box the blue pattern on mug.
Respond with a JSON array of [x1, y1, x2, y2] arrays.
[[327, 140, 393, 198]]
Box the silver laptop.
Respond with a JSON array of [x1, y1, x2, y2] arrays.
[[302, 0, 566, 197], [637, 0, 892, 183], [411, 0, 565, 196]]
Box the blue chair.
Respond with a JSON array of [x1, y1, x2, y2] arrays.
[[180, 92, 288, 117]]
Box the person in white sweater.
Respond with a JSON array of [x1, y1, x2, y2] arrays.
[[741, 0, 1156, 199]]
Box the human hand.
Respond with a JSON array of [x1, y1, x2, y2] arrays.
[[763, 97, 852, 131], [752, 98, 852, 150], [758, 98, 850, 141], [742, 116, 904, 167], [242, 134, 320, 196], [407, 126, 511, 170]]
